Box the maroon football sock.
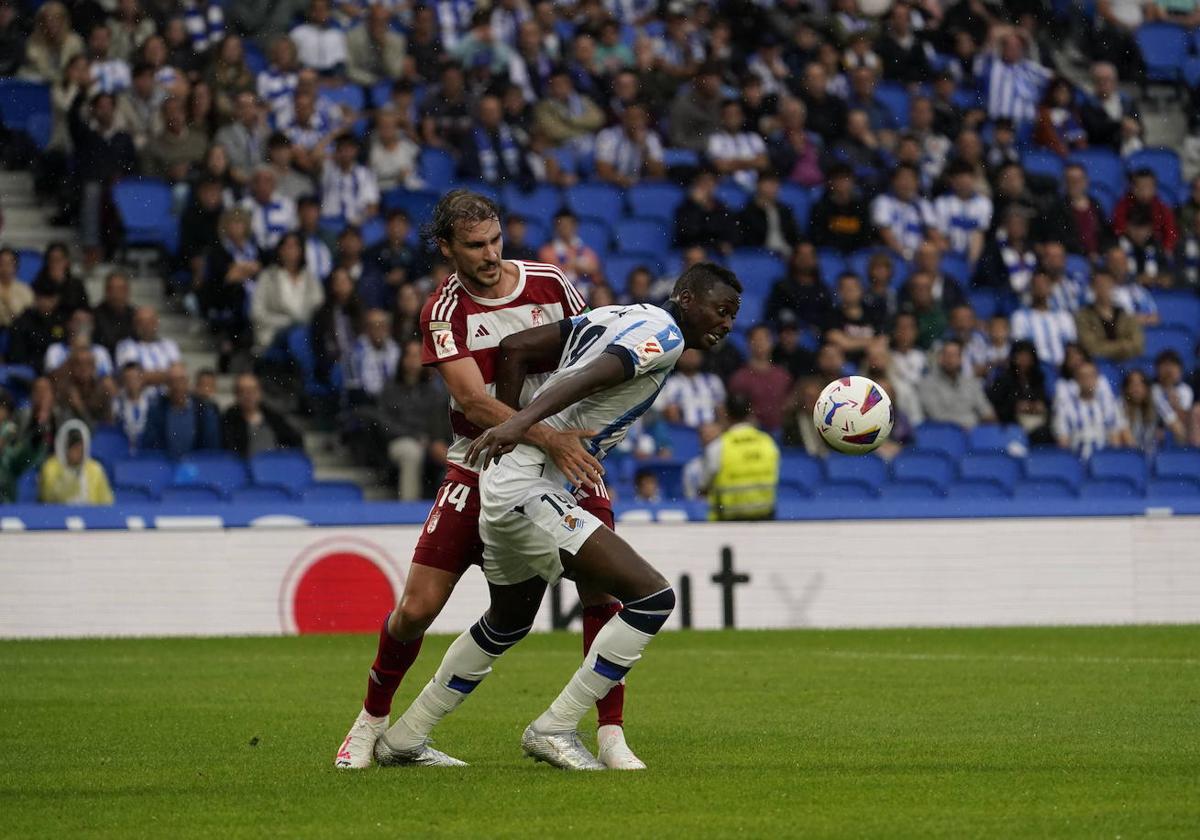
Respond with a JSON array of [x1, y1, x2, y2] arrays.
[[583, 602, 625, 727], [363, 618, 423, 718]]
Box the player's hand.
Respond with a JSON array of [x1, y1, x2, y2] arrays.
[[466, 418, 526, 470], [543, 428, 604, 491]]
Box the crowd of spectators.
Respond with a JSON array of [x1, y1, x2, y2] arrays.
[[3, 0, 1200, 504]]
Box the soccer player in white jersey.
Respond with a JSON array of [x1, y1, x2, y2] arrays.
[[374, 263, 742, 770]]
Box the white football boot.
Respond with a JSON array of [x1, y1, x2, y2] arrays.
[[373, 719, 468, 767], [334, 709, 388, 769], [521, 724, 605, 770], [596, 725, 646, 770]]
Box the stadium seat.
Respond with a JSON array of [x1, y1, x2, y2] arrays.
[[1023, 449, 1085, 491], [16, 468, 38, 502], [15, 249, 42, 283], [522, 218, 549, 248], [967, 424, 1027, 453], [380, 188, 439, 226], [112, 179, 177, 251], [1135, 23, 1189, 83], [946, 478, 1010, 499], [875, 82, 910, 128], [1152, 291, 1200, 330], [230, 485, 295, 504], [286, 325, 343, 401], [1012, 477, 1077, 499], [1127, 148, 1183, 206], [776, 483, 810, 501], [626, 182, 684, 224], [160, 486, 224, 504], [810, 478, 879, 500], [174, 454, 249, 497], [501, 183, 563, 227], [1022, 149, 1065, 184], [90, 427, 129, 467], [661, 148, 700, 169], [1088, 448, 1148, 491], [612, 218, 669, 254], [878, 478, 943, 499], [777, 184, 811, 232], [779, 450, 823, 491], [727, 251, 787, 290], [457, 180, 500, 203], [940, 253, 970, 286], [1145, 477, 1200, 500], [638, 459, 685, 500], [913, 423, 969, 459], [1153, 449, 1200, 481], [0, 78, 51, 148], [565, 183, 623, 222], [968, 289, 999, 320], [249, 451, 314, 495], [302, 481, 366, 502], [1078, 477, 1140, 499], [817, 251, 846, 286], [417, 147, 456, 191], [114, 485, 155, 504], [663, 424, 701, 462], [1068, 149, 1124, 199], [112, 457, 173, 499], [823, 453, 888, 486], [957, 452, 1022, 492], [1142, 326, 1194, 363], [1185, 56, 1200, 90], [359, 217, 386, 248], [322, 84, 365, 112], [604, 254, 663, 293], [576, 218, 611, 256], [890, 450, 956, 491], [715, 181, 750, 211]]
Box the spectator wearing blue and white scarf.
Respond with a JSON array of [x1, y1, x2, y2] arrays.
[[975, 27, 1051, 126], [349, 309, 401, 400], [182, 0, 226, 53], [457, 94, 531, 187]]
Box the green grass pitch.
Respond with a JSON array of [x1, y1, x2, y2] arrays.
[[2, 626, 1199, 838]]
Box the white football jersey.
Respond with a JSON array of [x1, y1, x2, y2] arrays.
[[535, 303, 686, 458]]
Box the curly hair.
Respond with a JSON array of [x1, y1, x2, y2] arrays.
[[423, 189, 502, 246]]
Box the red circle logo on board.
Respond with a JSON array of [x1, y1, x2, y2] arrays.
[[279, 536, 405, 634]]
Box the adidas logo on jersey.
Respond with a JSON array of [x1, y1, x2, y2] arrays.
[[474, 324, 491, 338]]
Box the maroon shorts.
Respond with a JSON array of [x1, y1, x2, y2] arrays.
[[412, 469, 614, 576]]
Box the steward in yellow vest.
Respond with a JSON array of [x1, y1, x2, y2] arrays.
[[707, 394, 780, 521]]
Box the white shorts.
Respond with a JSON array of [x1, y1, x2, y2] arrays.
[[479, 444, 604, 586]]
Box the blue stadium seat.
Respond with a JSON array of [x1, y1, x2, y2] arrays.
[[359, 217, 386, 249], [322, 84, 365, 112], [381, 187, 440, 227], [522, 218, 549, 248], [174, 454, 249, 497], [638, 459, 685, 500], [661, 148, 700, 169], [940, 253, 970, 286], [112, 179, 177, 252], [286, 326, 342, 399], [1087, 448, 1148, 491], [90, 427, 129, 468], [0, 79, 51, 148], [626, 182, 684, 224], [1142, 325, 1194, 363], [1023, 449, 1085, 490], [967, 424, 1027, 453], [946, 478, 1010, 499], [15, 249, 42, 283], [1022, 149, 1065, 184], [112, 457, 173, 499], [1012, 477, 1077, 499], [890, 449, 956, 491], [777, 184, 811, 232], [776, 483, 811, 501], [1089, 183, 1117, 218], [968, 289, 999, 320], [576, 218, 611, 256], [604, 253, 663, 294], [114, 485, 155, 504], [810, 478, 879, 500], [250, 451, 314, 495], [417, 147, 456, 191], [243, 40, 267, 76], [457, 180, 500, 203], [1185, 56, 1200, 89], [16, 468, 39, 502], [875, 82, 910, 128], [612, 218, 669, 254], [1127, 148, 1184, 206], [663, 424, 701, 462], [715, 181, 750, 211], [1135, 23, 1189, 83], [1068, 149, 1124, 199], [1078, 477, 1140, 499], [727, 251, 787, 291], [878, 478, 943, 499], [739, 288, 767, 324], [958, 452, 1022, 491], [566, 183, 623, 222], [1153, 449, 1200, 480], [823, 453, 888, 485], [160, 485, 224, 504], [231, 485, 295, 504], [302, 481, 365, 502], [780, 450, 823, 491], [913, 422, 969, 459], [1151, 291, 1200, 330], [1145, 477, 1200, 500], [817, 251, 846, 286], [501, 183, 563, 227]]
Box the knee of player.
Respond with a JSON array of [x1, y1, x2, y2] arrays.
[[395, 592, 445, 635], [619, 585, 675, 635]]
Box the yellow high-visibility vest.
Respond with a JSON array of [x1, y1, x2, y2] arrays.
[[709, 424, 780, 521]]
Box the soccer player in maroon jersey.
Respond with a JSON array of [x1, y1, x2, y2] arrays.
[[336, 190, 645, 770]]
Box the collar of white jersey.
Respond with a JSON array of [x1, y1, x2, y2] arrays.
[[454, 260, 528, 307]]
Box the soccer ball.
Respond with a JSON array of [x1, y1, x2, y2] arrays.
[[813, 376, 894, 455]]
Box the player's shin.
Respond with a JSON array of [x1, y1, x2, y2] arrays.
[[363, 616, 424, 718], [382, 616, 531, 750], [582, 602, 625, 727], [534, 587, 675, 734]]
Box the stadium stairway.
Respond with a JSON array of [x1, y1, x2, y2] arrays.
[[0, 171, 76, 253]]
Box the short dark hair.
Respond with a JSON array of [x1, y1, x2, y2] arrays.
[[1155, 348, 1183, 368], [671, 261, 742, 299], [425, 189, 502, 245], [385, 207, 410, 223], [267, 131, 291, 149], [553, 208, 577, 223], [1132, 167, 1156, 181], [946, 159, 974, 179], [726, 392, 754, 422], [297, 194, 321, 211]]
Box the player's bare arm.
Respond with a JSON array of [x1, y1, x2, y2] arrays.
[[467, 350, 628, 468], [437, 354, 603, 489], [491, 321, 570, 410]]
